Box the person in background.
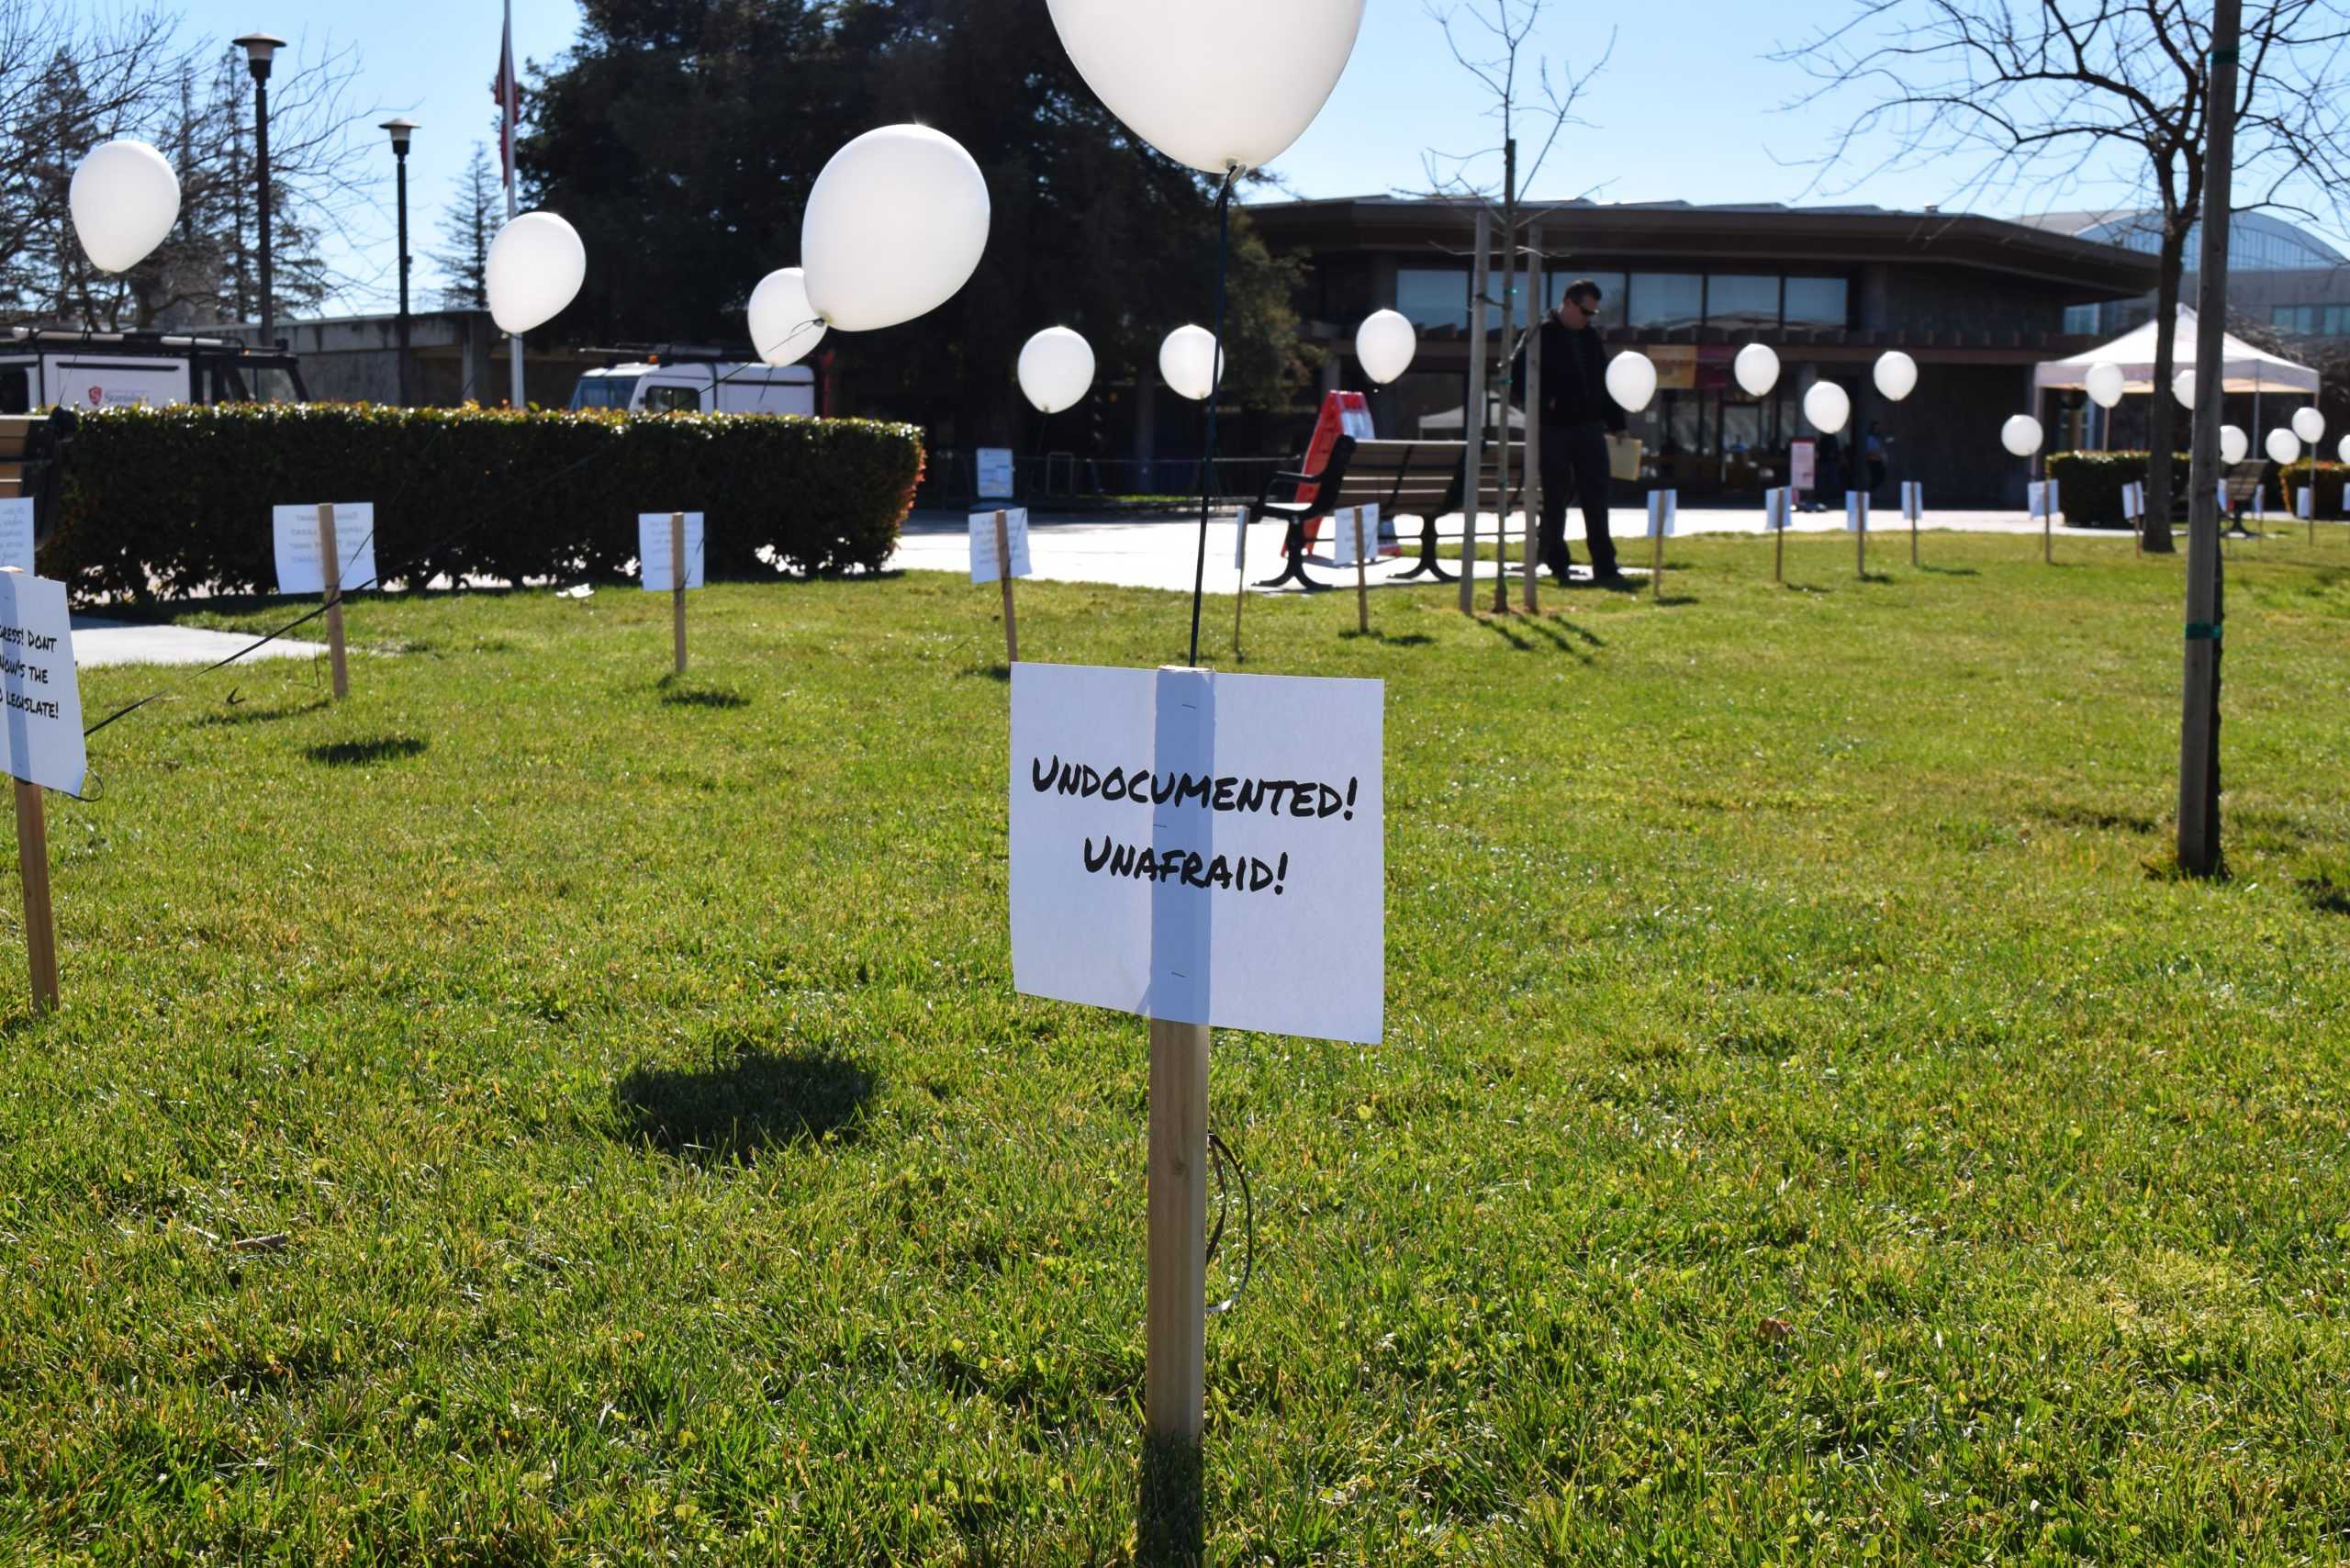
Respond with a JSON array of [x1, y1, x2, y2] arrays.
[[1818, 428, 1846, 500], [1865, 421, 1889, 497], [1511, 278, 1628, 587]]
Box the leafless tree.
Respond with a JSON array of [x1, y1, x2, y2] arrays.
[[1776, 0, 2350, 552]]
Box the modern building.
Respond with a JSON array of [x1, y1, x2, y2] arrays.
[[1242, 196, 2163, 506], [2022, 209, 2350, 342]]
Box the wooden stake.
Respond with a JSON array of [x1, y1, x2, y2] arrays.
[[1141, 1015, 1209, 1563], [994, 510, 1019, 664], [1774, 493, 1785, 585], [1651, 505, 1664, 601], [671, 510, 688, 675], [317, 502, 349, 700], [14, 778, 55, 1012], [2044, 506, 2053, 566], [1353, 517, 1371, 634], [1855, 494, 1867, 579], [1521, 224, 1544, 615]]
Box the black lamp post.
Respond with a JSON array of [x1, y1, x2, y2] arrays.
[[232, 32, 285, 346], [380, 117, 418, 407]]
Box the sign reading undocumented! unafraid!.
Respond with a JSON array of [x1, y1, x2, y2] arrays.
[[1010, 663, 1383, 1045]]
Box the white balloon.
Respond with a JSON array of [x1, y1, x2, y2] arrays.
[[2291, 406, 2326, 444], [2266, 427, 2300, 466], [2220, 425, 2248, 465], [1732, 342, 1780, 398], [1356, 309, 1416, 386], [1605, 351, 1658, 413], [69, 140, 180, 274], [486, 211, 587, 335], [2341, 435, 2350, 465], [801, 126, 990, 332], [1803, 380, 1851, 435], [2173, 368, 2197, 409], [1018, 327, 1096, 414], [2085, 361, 2127, 409], [1873, 350, 1919, 402], [2000, 414, 2043, 457], [746, 268, 826, 368], [1047, 0, 1365, 174], [1158, 325, 1223, 402]]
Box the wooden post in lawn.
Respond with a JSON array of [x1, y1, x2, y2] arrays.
[[1353, 514, 1371, 635], [1854, 492, 1867, 579], [316, 502, 349, 700], [1141, 1015, 1209, 1563], [13, 777, 56, 1012], [994, 510, 1020, 664], [1521, 224, 1544, 614], [1650, 494, 1665, 602], [1774, 490, 1785, 585], [1458, 207, 1490, 616], [670, 510, 688, 675]]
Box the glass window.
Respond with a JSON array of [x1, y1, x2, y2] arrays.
[[1396, 267, 1470, 332], [1546, 271, 1627, 317], [1707, 275, 1780, 330], [642, 384, 701, 413], [2064, 304, 2101, 334], [0, 366, 26, 415], [1628, 273, 1704, 330], [1783, 276, 1850, 327], [2329, 305, 2350, 335], [570, 374, 640, 409]]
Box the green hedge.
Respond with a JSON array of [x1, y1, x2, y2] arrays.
[[2044, 451, 2190, 527], [2280, 460, 2349, 518], [45, 404, 924, 602]]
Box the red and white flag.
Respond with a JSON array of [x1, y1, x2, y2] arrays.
[[490, 0, 519, 187]]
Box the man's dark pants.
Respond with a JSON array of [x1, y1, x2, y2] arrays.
[[1537, 420, 1617, 577]]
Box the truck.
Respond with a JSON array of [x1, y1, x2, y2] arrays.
[[567, 345, 819, 417], [0, 328, 308, 412]]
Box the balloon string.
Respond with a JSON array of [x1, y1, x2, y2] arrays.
[[1187, 166, 1237, 669]]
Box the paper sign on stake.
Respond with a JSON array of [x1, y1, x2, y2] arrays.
[[1010, 663, 1383, 1046], [969, 508, 1032, 585], [1844, 492, 1869, 532], [1764, 487, 1788, 532], [0, 499, 32, 576], [1645, 490, 1677, 538], [977, 447, 1015, 500], [2299, 487, 2315, 520], [637, 512, 706, 591], [1901, 481, 1924, 523], [274, 503, 377, 596], [2028, 481, 2051, 521], [1330, 505, 1381, 567], [0, 572, 85, 798]]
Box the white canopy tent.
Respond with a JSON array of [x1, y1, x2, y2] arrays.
[[1418, 395, 1525, 434], [2034, 306, 2319, 396]]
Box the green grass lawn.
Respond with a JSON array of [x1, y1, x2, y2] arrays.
[[5, 529, 2348, 1564]]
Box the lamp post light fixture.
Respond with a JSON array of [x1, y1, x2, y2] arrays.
[[232, 32, 286, 348], [380, 117, 419, 408]]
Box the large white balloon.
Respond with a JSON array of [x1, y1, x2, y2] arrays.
[[1732, 342, 1780, 398], [1018, 327, 1096, 414], [2291, 406, 2326, 444], [1803, 380, 1851, 435], [2000, 414, 2042, 457], [1606, 351, 1658, 413], [2173, 368, 2197, 409], [1873, 350, 1919, 402], [746, 268, 826, 368], [486, 211, 587, 335], [1047, 0, 1365, 174], [69, 140, 180, 274], [2341, 435, 2350, 465], [2266, 428, 2301, 466], [2085, 361, 2127, 409], [801, 126, 990, 332], [1356, 308, 1416, 386], [1159, 325, 1223, 402], [2220, 425, 2248, 465]]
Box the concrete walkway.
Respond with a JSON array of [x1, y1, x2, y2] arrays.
[[891, 505, 2158, 596], [72, 615, 326, 667]]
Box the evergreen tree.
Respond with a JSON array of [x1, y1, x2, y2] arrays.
[[428, 142, 497, 309]]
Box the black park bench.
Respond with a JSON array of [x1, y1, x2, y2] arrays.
[[1248, 437, 1531, 590]]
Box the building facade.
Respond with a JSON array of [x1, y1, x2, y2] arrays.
[[1244, 196, 2160, 506], [2028, 210, 2350, 343]]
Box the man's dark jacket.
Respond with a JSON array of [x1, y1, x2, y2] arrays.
[[1512, 317, 1627, 435]]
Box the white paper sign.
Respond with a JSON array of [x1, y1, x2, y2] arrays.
[[0, 498, 32, 576], [1901, 480, 1924, 522], [273, 504, 378, 597], [1234, 509, 1249, 569], [1644, 490, 1677, 539], [2122, 482, 2143, 521], [2028, 481, 2059, 521], [2299, 487, 2316, 520], [969, 508, 1032, 585], [1330, 504, 1381, 567], [1790, 440, 1817, 493], [1844, 491, 1869, 532], [2255, 486, 2268, 519], [637, 512, 706, 592], [977, 447, 1015, 500], [1764, 487, 1789, 532], [1010, 663, 1384, 1046], [0, 572, 85, 797]]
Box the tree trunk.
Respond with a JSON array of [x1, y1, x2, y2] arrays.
[[2141, 233, 2185, 554]]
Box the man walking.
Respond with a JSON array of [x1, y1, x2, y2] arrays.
[[1513, 278, 1627, 586]]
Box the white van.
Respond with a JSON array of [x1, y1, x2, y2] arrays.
[[0, 348, 188, 412], [568, 361, 815, 417], [0, 330, 307, 411]]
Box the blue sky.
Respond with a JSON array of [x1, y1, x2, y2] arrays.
[[163, 0, 2285, 315]]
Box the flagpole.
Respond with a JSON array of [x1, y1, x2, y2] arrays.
[[504, 0, 525, 411]]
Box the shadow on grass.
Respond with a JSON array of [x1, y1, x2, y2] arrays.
[[1917, 564, 1981, 577], [615, 1047, 876, 1161], [1337, 628, 1437, 647], [305, 735, 427, 767], [1652, 593, 1701, 608], [198, 694, 332, 727], [1778, 581, 1830, 596], [659, 683, 753, 710], [1547, 618, 1605, 647], [2303, 878, 2350, 917], [1473, 614, 1595, 662], [1855, 571, 1897, 585]]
